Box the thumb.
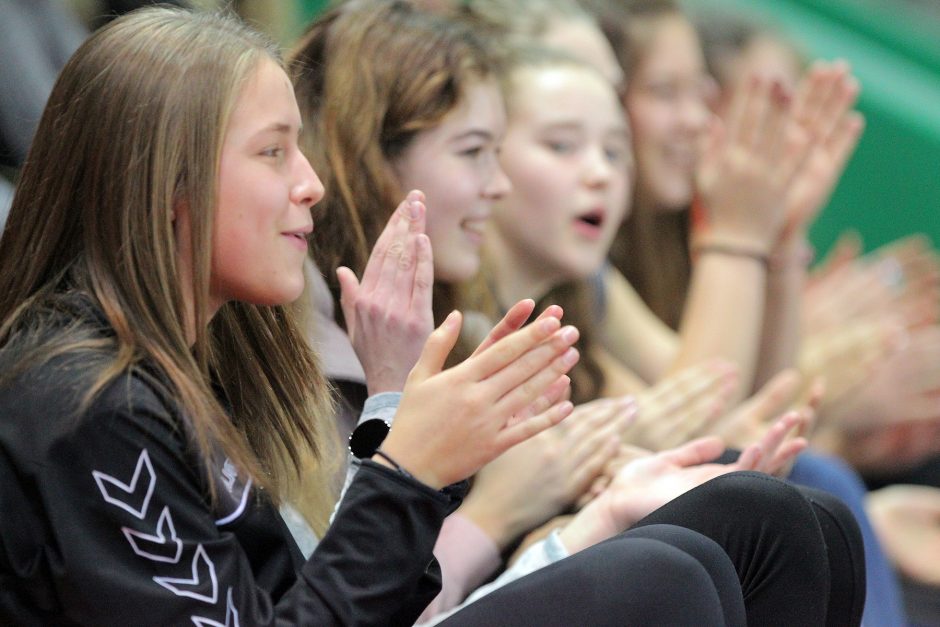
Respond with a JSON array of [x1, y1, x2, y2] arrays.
[[411, 310, 463, 380]]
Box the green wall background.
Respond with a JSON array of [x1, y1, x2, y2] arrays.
[[683, 0, 940, 256]]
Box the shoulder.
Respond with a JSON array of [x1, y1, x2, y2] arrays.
[[0, 349, 182, 468], [0, 294, 183, 470]]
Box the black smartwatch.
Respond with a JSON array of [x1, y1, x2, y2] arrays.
[[348, 418, 391, 459]]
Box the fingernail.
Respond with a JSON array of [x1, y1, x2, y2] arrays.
[[562, 347, 580, 366], [540, 317, 560, 333], [408, 200, 421, 219], [561, 325, 579, 343]]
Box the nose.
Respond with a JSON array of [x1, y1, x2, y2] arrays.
[[483, 160, 512, 200], [678, 92, 710, 134], [291, 151, 325, 209], [583, 146, 613, 189]]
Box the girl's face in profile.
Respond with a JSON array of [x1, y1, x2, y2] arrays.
[[206, 58, 323, 313], [491, 64, 632, 285], [626, 13, 713, 212], [393, 78, 511, 284]]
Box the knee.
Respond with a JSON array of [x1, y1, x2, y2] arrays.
[[693, 471, 819, 524], [587, 534, 735, 625]]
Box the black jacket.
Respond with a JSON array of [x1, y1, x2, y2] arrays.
[[0, 308, 464, 626]]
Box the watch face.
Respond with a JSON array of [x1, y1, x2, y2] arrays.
[[348, 418, 390, 459]]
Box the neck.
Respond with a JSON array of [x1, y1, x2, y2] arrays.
[[482, 227, 557, 311]]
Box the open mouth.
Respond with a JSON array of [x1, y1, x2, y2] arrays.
[[573, 209, 607, 240], [578, 212, 604, 228], [461, 218, 488, 243]]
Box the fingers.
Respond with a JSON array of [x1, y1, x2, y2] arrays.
[[336, 265, 361, 330], [471, 299, 540, 357], [410, 311, 463, 380], [465, 315, 566, 381], [409, 233, 434, 315], [362, 190, 425, 292], [376, 196, 425, 309], [741, 369, 803, 425], [763, 81, 794, 157], [814, 62, 859, 142], [639, 361, 737, 435], [496, 400, 575, 452], [793, 61, 840, 132], [738, 410, 808, 475], [724, 73, 759, 147], [569, 435, 620, 497], [658, 436, 726, 468], [816, 230, 863, 277], [493, 342, 581, 418], [360, 196, 404, 289], [509, 375, 571, 425], [791, 62, 826, 127]]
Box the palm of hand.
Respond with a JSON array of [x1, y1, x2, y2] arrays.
[[602, 448, 727, 531]]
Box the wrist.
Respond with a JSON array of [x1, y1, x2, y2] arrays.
[[376, 434, 445, 489], [458, 498, 515, 549], [769, 235, 814, 273], [558, 495, 621, 555], [364, 367, 408, 396], [692, 239, 770, 269]]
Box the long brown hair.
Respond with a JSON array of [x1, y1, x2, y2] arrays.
[[289, 0, 499, 327], [0, 8, 336, 533], [585, 0, 692, 329]]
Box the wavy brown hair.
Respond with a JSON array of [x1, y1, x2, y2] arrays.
[[289, 0, 500, 328], [0, 7, 336, 533], [583, 0, 692, 330]]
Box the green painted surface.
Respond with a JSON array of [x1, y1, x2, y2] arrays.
[[298, 0, 330, 23]]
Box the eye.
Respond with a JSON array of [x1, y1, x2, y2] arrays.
[[545, 139, 576, 154], [604, 143, 629, 163], [459, 145, 484, 158], [260, 146, 284, 159]]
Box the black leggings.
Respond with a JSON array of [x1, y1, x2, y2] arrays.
[[441, 471, 865, 626]]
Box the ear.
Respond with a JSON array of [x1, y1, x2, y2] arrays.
[[171, 197, 190, 224]]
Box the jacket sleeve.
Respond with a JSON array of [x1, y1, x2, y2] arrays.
[[0, 376, 463, 626]]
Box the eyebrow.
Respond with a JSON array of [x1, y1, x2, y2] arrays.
[[450, 129, 494, 143], [540, 121, 631, 140], [257, 121, 302, 136]]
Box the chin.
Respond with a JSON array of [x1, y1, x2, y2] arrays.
[[436, 260, 480, 285], [249, 281, 307, 307], [653, 186, 693, 213]]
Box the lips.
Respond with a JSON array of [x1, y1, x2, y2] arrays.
[[461, 216, 489, 245], [573, 208, 606, 239], [283, 224, 313, 251]]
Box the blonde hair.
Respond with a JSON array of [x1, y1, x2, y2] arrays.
[[467, 46, 613, 403], [0, 7, 337, 533]]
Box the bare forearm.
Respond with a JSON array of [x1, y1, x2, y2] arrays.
[[672, 249, 767, 402], [755, 235, 811, 390]]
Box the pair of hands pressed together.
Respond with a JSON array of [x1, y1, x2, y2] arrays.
[[694, 60, 863, 258], [336, 190, 578, 490]]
